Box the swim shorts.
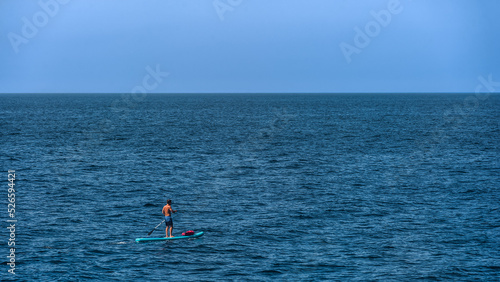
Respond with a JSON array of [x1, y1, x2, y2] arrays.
[[165, 216, 173, 227]]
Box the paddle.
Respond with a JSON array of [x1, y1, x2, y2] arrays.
[[148, 220, 165, 236]]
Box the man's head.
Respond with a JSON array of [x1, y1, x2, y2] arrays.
[[167, 199, 172, 205]]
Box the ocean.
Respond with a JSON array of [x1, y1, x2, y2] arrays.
[[1, 93, 499, 280]]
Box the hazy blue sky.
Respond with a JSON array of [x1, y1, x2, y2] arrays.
[[1, 0, 499, 93]]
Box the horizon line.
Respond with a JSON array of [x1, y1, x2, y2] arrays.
[[1, 92, 499, 95]]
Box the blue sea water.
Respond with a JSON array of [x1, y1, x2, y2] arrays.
[[1, 93, 499, 281]]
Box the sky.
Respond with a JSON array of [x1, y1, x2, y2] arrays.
[[1, 0, 499, 93]]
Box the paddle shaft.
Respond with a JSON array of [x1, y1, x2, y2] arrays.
[[148, 220, 165, 236]]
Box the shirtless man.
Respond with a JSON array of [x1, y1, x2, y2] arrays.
[[162, 199, 177, 237]]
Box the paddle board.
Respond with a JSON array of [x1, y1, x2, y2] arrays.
[[135, 231, 204, 243]]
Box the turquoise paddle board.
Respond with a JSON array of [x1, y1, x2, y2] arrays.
[[135, 231, 204, 243]]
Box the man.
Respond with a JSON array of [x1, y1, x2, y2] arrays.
[[162, 199, 177, 237]]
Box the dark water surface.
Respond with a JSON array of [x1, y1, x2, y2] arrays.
[[1, 94, 499, 280]]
